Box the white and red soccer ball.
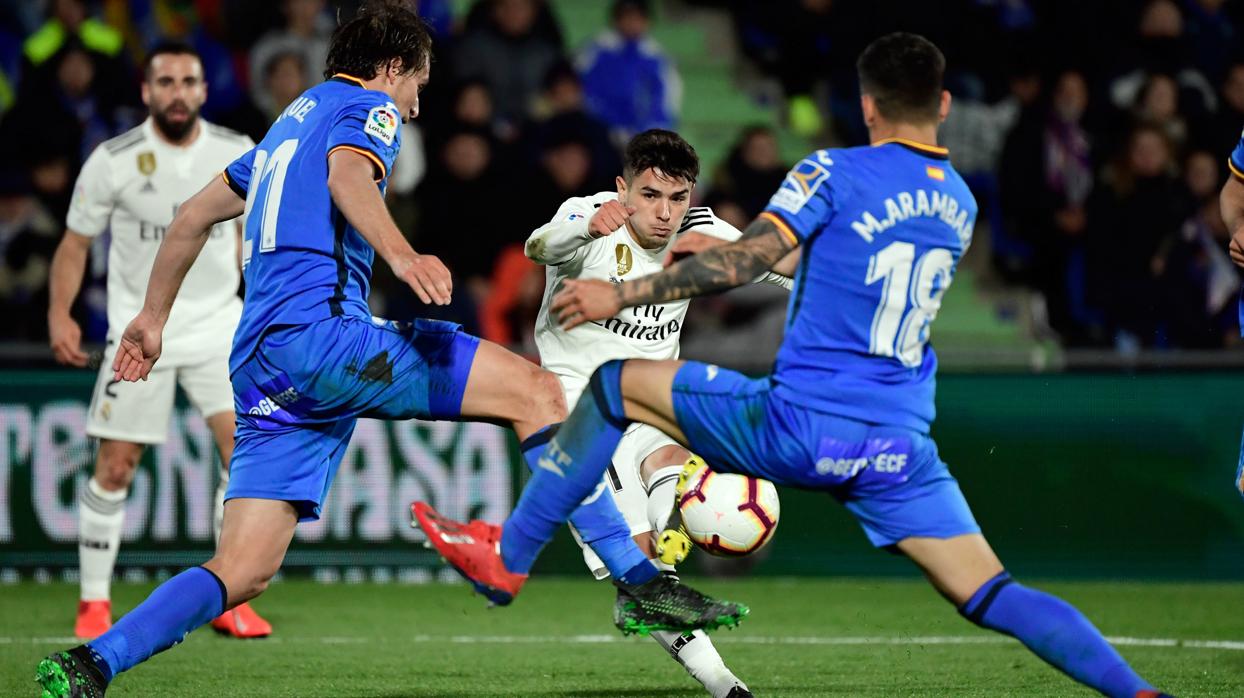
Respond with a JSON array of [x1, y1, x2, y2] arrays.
[[678, 466, 780, 557]]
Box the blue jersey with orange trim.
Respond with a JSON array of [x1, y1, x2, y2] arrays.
[[761, 139, 977, 432], [222, 75, 402, 373], [1230, 135, 1244, 335]]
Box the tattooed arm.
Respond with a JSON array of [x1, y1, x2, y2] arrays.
[[551, 216, 798, 329]]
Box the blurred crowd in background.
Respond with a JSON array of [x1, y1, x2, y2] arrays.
[[2, 0, 1243, 361]]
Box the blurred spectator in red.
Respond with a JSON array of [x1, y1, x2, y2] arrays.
[[577, 0, 680, 142], [452, 0, 563, 133], [709, 125, 787, 220], [1087, 124, 1187, 347], [0, 170, 59, 341], [479, 244, 542, 354]]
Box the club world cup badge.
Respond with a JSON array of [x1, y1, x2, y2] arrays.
[[615, 244, 633, 276], [137, 151, 156, 176]]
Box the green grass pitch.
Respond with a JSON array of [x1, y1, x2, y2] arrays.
[[3, 577, 1242, 696]]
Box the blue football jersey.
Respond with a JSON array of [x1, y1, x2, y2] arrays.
[[1229, 135, 1244, 336], [223, 74, 403, 372], [761, 139, 977, 432]]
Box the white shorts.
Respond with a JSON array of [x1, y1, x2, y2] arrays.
[[85, 343, 234, 445], [574, 423, 682, 579]]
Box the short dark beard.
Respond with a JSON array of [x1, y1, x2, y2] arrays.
[[152, 108, 199, 143]]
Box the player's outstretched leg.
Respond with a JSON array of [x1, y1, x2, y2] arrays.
[[899, 534, 1173, 698], [415, 357, 747, 633], [414, 342, 659, 602], [75, 440, 143, 640], [202, 412, 272, 639], [37, 499, 297, 696]]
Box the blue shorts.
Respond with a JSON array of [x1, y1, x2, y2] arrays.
[[228, 316, 479, 521], [671, 362, 980, 547]]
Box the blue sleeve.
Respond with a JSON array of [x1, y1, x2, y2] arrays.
[[1230, 134, 1244, 181], [223, 146, 256, 198], [326, 93, 402, 182], [761, 149, 838, 243]]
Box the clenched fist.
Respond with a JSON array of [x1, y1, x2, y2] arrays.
[[589, 200, 636, 238]]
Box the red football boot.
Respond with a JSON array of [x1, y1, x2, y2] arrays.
[[210, 601, 272, 638], [410, 501, 527, 605], [74, 600, 111, 639]]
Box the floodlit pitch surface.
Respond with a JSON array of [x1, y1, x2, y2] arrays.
[[2, 577, 1240, 696]]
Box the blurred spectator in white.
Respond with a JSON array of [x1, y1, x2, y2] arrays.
[[1109, 0, 1215, 120], [248, 0, 332, 99], [709, 125, 787, 219], [577, 0, 681, 142], [452, 0, 563, 133], [0, 170, 58, 341], [1133, 72, 1187, 150]]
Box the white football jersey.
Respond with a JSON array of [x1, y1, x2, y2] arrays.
[[67, 119, 253, 365], [529, 191, 791, 403]]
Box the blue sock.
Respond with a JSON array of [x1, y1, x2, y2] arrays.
[[961, 572, 1154, 698], [86, 566, 227, 681], [518, 423, 654, 583], [501, 361, 656, 585]]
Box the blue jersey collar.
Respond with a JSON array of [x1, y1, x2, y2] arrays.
[[872, 137, 950, 161]]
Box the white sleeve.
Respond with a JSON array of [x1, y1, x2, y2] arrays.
[[525, 197, 599, 266], [677, 207, 793, 290], [65, 147, 115, 237]]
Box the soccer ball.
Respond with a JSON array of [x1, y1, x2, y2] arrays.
[[677, 461, 780, 557]]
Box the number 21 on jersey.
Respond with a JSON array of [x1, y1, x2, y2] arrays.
[[241, 138, 298, 269], [865, 241, 954, 367]]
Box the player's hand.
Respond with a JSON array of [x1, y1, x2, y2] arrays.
[[589, 200, 635, 238], [665, 230, 726, 267], [551, 278, 622, 330], [48, 312, 89, 367], [112, 311, 163, 382], [1231, 225, 1244, 269], [396, 253, 452, 306]]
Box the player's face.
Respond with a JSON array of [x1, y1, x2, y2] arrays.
[[143, 54, 206, 142], [391, 63, 431, 122], [617, 168, 692, 250]]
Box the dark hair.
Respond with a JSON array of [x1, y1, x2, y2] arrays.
[[324, 0, 432, 80], [143, 40, 202, 81], [612, 0, 651, 21], [856, 32, 945, 123], [623, 129, 699, 184]]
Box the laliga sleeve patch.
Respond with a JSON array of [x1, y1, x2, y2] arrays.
[[364, 103, 399, 145], [770, 158, 830, 214]]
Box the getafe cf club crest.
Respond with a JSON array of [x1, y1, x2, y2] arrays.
[[615, 244, 633, 276], [137, 151, 156, 176]]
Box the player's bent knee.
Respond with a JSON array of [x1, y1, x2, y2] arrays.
[[641, 445, 690, 481], [95, 444, 142, 491], [533, 368, 568, 423]]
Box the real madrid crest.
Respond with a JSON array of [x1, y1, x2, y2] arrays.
[[137, 151, 156, 176], [615, 244, 633, 276]]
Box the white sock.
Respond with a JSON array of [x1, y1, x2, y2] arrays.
[[214, 468, 228, 546], [646, 464, 683, 534], [78, 477, 126, 601], [651, 629, 748, 698]]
